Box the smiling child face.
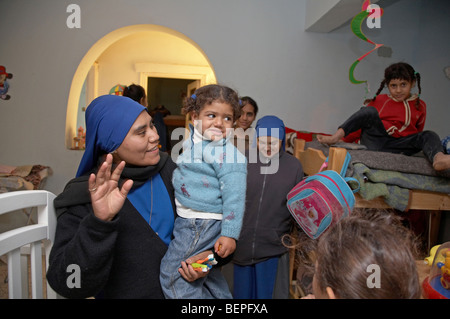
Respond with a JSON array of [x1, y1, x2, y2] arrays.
[[387, 78, 414, 102], [192, 101, 234, 141]]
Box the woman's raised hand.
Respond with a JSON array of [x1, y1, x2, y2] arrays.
[[88, 153, 133, 221]]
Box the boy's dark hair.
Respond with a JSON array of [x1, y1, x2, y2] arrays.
[[365, 62, 422, 108], [183, 84, 240, 121]]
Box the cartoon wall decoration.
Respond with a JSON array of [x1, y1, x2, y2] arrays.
[[0, 65, 13, 100], [109, 84, 126, 96]]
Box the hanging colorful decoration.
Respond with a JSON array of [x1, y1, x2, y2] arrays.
[[109, 84, 126, 96], [349, 0, 384, 86]]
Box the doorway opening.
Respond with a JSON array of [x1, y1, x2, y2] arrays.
[[65, 24, 216, 149], [147, 77, 200, 152]]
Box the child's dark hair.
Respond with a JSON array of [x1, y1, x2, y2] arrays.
[[316, 209, 421, 298], [288, 208, 421, 299], [183, 84, 241, 121], [123, 84, 146, 103], [364, 62, 422, 109], [240, 96, 259, 117]]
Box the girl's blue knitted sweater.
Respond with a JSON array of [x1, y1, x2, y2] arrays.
[[172, 130, 247, 240]]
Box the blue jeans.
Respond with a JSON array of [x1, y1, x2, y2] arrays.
[[160, 217, 232, 299]]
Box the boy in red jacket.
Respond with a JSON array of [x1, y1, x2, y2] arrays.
[[318, 62, 449, 171]]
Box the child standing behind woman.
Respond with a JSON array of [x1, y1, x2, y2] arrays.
[[160, 84, 247, 299], [233, 96, 259, 153], [232, 116, 304, 299], [318, 62, 450, 171]]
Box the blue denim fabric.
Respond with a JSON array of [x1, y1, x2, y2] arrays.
[[160, 217, 232, 299]]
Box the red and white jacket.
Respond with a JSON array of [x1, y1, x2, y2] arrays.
[[343, 94, 426, 142]]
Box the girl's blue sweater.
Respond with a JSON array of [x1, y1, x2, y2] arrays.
[[172, 131, 247, 239]]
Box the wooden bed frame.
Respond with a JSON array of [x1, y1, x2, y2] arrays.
[[293, 138, 450, 249]]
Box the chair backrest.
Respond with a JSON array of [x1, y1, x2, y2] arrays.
[[0, 190, 58, 299], [293, 138, 349, 176]]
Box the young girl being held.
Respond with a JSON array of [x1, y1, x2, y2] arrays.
[[160, 84, 247, 299], [318, 62, 450, 171]]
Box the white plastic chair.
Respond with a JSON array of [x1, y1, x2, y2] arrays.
[[0, 190, 58, 299]]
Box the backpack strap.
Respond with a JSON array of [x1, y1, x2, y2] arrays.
[[319, 148, 360, 193], [345, 177, 360, 193]]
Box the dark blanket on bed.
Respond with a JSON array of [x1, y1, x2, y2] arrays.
[[305, 141, 450, 211], [306, 141, 450, 178]]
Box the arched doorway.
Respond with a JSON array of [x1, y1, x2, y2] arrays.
[[65, 24, 216, 148]]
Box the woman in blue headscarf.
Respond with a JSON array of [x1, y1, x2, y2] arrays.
[[47, 95, 207, 298], [232, 115, 304, 299]]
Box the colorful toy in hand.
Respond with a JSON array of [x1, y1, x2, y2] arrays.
[[191, 254, 218, 273]]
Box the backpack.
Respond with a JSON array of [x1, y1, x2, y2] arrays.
[[287, 152, 359, 239]]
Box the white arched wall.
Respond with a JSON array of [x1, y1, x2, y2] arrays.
[[65, 24, 217, 148]]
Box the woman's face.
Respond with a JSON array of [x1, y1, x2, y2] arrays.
[[236, 103, 256, 130], [114, 111, 160, 166]]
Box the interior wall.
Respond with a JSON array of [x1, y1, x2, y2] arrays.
[[95, 30, 211, 99], [0, 0, 449, 196]]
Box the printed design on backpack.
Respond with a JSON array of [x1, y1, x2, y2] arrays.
[[287, 152, 359, 239]]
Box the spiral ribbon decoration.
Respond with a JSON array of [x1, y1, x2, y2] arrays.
[[349, 0, 384, 85]]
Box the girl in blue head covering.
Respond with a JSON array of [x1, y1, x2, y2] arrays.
[[255, 115, 286, 153], [233, 115, 304, 299], [47, 95, 206, 299]]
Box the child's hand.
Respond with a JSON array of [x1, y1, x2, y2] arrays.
[[214, 236, 236, 258]]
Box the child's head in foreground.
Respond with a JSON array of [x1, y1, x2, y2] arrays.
[[309, 209, 421, 299]]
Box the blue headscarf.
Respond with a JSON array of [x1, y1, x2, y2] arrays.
[[255, 115, 286, 151], [76, 95, 146, 177]]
